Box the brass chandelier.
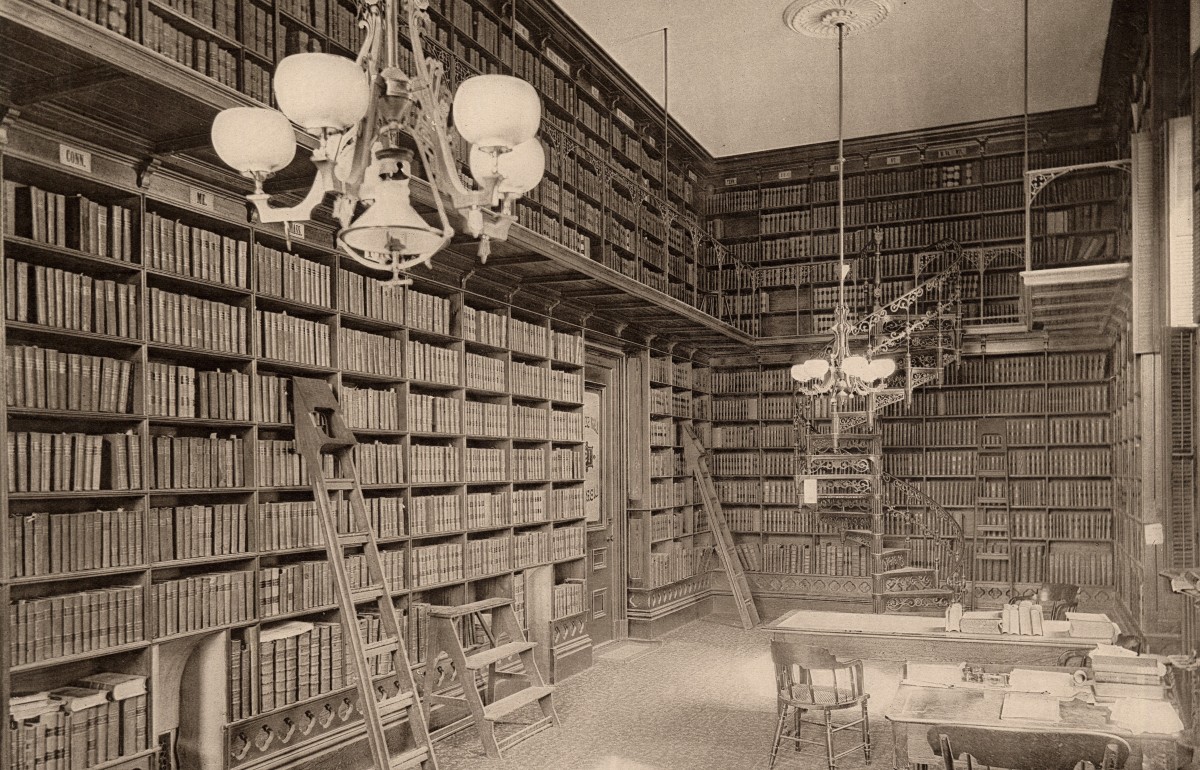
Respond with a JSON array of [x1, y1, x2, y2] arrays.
[[209, 0, 545, 283]]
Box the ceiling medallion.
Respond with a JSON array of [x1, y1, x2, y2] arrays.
[[783, 0, 892, 37]]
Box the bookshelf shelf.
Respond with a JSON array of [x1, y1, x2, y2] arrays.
[[10, 641, 151, 674]]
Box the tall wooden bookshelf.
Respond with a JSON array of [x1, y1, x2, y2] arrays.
[[624, 348, 714, 639], [0, 122, 605, 769]]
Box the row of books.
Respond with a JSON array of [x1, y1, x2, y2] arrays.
[[511, 488, 549, 525], [259, 552, 404, 618], [10, 586, 144, 666], [510, 316, 548, 358], [6, 431, 140, 493], [337, 269, 404, 324], [343, 385, 402, 432], [405, 287, 452, 336], [726, 507, 852, 535], [147, 363, 249, 420], [143, 212, 249, 288], [339, 327, 404, 377], [1032, 232, 1124, 266], [6, 345, 134, 414], [712, 452, 795, 477], [466, 490, 513, 529], [254, 244, 331, 307], [552, 580, 585, 619], [974, 543, 1047, 583], [908, 384, 1109, 416], [409, 392, 460, 434], [512, 403, 548, 439], [711, 424, 793, 449], [882, 447, 1111, 477], [650, 510, 690, 541], [230, 620, 341, 721], [734, 541, 872, 576], [3, 181, 134, 260], [256, 373, 291, 424], [410, 493, 461, 535], [7, 673, 147, 770], [466, 351, 506, 391], [1047, 548, 1113, 586], [650, 449, 685, 478], [465, 400, 508, 437], [465, 535, 512, 576], [513, 447, 547, 481], [148, 287, 246, 353], [648, 480, 691, 509], [548, 447, 582, 481], [149, 503, 248, 561], [950, 352, 1107, 384], [258, 310, 330, 366], [150, 433, 245, 489], [407, 339, 460, 385], [150, 570, 255, 638], [5, 261, 140, 338], [145, 11, 239, 91], [353, 441, 405, 485], [462, 305, 507, 348], [411, 443, 461, 484], [8, 508, 144, 578], [646, 544, 708, 589]]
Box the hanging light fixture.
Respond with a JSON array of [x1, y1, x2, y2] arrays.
[[209, 0, 545, 283], [785, 0, 896, 397]]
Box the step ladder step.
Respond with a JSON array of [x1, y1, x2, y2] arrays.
[[363, 638, 399, 658], [429, 597, 511, 618], [483, 685, 555, 721], [324, 478, 355, 491], [388, 747, 430, 770], [465, 641, 537, 670], [351, 586, 385, 603], [376, 692, 416, 719]]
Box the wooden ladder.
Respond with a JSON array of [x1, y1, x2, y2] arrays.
[[423, 597, 558, 759], [681, 424, 760, 630], [292, 377, 439, 770]]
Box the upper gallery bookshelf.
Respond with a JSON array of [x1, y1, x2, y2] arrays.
[[0, 124, 596, 770], [704, 118, 1130, 338], [4, 0, 734, 325]]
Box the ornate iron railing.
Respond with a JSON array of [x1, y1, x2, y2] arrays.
[[881, 472, 967, 599]]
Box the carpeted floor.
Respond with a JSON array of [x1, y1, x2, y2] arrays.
[[435, 615, 904, 770]]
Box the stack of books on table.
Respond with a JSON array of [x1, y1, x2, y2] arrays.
[[1091, 648, 1167, 700]]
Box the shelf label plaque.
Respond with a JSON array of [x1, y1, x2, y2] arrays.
[[189, 187, 216, 211], [288, 222, 306, 240], [58, 144, 92, 174]]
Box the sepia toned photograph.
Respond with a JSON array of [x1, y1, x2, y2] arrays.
[[0, 0, 1191, 767]]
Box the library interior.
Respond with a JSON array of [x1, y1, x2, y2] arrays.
[[4, 0, 1200, 767]]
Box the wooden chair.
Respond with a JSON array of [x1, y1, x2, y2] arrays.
[[768, 641, 870, 770], [1008, 583, 1080, 620], [928, 724, 1130, 770]]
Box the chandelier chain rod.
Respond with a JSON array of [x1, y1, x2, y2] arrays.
[[837, 21, 846, 313]]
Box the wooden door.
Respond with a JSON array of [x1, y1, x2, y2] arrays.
[[584, 346, 624, 644]]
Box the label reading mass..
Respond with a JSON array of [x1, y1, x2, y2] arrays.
[[58, 144, 92, 174]]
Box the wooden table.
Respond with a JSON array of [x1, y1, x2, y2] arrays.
[[885, 676, 1182, 770], [766, 609, 1117, 665]]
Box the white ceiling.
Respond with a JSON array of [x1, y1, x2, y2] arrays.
[[554, 0, 1113, 158]]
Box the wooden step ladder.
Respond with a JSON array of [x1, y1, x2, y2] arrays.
[[292, 377, 439, 770], [422, 598, 558, 759], [681, 424, 760, 630]]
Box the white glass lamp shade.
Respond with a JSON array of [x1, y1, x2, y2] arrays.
[[842, 355, 871, 379], [470, 138, 545, 194], [274, 53, 370, 132], [453, 74, 541, 150], [791, 359, 830, 382], [866, 357, 896, 380], [338, 178, 446, 257], [211, 108, 296, 175]]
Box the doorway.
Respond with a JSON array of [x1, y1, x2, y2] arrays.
[[583, 346, 625, 645]]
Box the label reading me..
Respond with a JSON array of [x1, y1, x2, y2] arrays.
[[58, 144, 92, 173], [189, 187, 216, 211]]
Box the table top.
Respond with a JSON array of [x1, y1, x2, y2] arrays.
[[768, 609, 1117, 646], [886, 679, 1183, 741]]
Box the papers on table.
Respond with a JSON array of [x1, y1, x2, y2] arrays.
[[904, 662, 964, 687], [1008, 668, 1077, 697], [1001, 691, 1062, 723], [1109, 698, 1184, 734], [1065, 612, 1117, 640]]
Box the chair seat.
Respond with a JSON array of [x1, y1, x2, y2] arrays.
[[785, 684, 862, 707]]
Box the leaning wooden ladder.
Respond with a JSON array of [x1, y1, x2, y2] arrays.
[[292, 377, 439, 770], [681, 424, 760, 630]]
